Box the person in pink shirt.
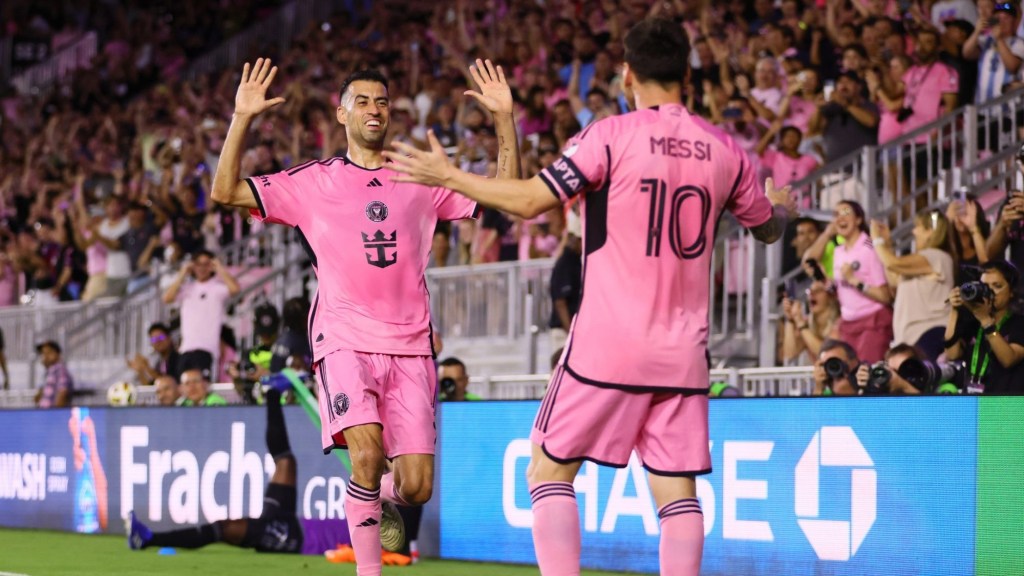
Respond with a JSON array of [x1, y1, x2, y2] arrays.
[[386, 19, 795, 576], [210, 57, 519, 576], [756, 121, 820, 207], [898, 28, 959, 144], [805, 200, 894, 363]]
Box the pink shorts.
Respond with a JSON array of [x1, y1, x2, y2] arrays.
[[530, 366, 711, 476], [315, 349, 437, 458]]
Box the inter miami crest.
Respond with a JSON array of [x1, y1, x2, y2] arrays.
[[333, 392, 349, 417], [365, 201, 388, 223]]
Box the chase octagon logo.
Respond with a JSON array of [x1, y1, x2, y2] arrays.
[[794, 426, 876, 561]]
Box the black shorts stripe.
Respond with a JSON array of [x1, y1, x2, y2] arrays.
[[318, 360, 332, 423], [540, 368, 566, 432], [534, 366, 563, 429], [643, 463, 713, 477]]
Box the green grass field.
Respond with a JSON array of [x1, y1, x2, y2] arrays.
[[0, 529, 628, 575]]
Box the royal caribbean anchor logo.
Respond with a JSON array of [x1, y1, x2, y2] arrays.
[[362, 230, 397, 269]]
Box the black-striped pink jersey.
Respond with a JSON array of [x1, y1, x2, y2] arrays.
[[248, 157, 476, 362], [538, 103, 772, 392]]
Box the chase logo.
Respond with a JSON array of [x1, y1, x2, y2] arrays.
[[795, 427, 876, 561]]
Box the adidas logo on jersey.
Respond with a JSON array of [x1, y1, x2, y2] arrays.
[[367, 178, 383, 187], [357, 518, 379, 528]]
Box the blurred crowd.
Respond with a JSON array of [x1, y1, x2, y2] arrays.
[[4, 0, 1024, 397], [7, 0, 1024, 309]]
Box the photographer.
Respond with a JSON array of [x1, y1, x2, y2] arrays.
[[438, 357, 481, 401], [854, 344, 924, 395], [813, 339, 860, 396], [943, 260, 1024, 395]]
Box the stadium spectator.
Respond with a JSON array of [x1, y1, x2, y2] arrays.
[[271, 297, 312, 373], [161, 249, 239, 371], [129, 381, 302, 552], [121, 202, 159, 294], [178, 368, 226, 407], [947, 194, 991, 278], [0, 233, 17, 307], [964, 1, 1024, 106], [35, 340, 73, 408], [899, 28, 959, 142], [153, 374, 181, 406], [755, 121, 820, 193], [944, 260, 1024, 394], [986, 188, 1024, 298], [854, 343, 925, 395], [811, 72, 879, 163], [781, 281, 841, 364], [804, 200, 893, 363], [92, 196, 132, 298], [127, 322, 182, 387], [813, 338, 860, 396], [871, 212, 956, 361], [438, 357, 480, 402], [548, 212, 582, 353]]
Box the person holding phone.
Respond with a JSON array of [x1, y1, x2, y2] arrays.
[[986, 150, 1024, 299], [964, 2, 1024, 106], [781, 281, 840, 364]]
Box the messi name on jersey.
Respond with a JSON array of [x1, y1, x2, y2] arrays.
[[650, 137, 711, 162]]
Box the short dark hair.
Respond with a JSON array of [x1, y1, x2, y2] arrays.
[[585, 87, 608, 101], [439, 357, 466, 371], [843, 43, 868, 61], [193, 249, 215, 261], [793, 217, 822, 232], [885, 343, 922, 362], [981, 259, 1020, 289], [339, 69, 389, 103], [780, 125, 803, 140], [624, 18, 690, 86], [148, 322, 171, 335], [820, 339, 859, 365]]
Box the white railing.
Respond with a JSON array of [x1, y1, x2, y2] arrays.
[[10, 32, 97, 95], [465, 366, 816, 400], [756, 89, 1024, 363]]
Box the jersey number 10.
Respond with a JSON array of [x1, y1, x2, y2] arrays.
[[640, 178, 711, 259]]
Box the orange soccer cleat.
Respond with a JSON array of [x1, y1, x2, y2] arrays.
[[325, 544, 357, 563], [381, 551, 413, 566]]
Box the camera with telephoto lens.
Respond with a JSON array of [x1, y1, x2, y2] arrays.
[[823, 357, 848, 381], [960, 281, 993, 304], [897, 359, 964, 394], [862, 362, 892, 395], [439, 377, 458, 400]]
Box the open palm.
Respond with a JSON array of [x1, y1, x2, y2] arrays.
[[464, 58, 512, 115], [235, 58, 286, 116]]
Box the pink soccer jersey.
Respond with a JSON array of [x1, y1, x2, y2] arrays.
[[538, 103, 773, 392], [247, 157, 476, 361]]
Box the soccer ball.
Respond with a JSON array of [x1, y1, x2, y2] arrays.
[[107, 381, 138, 406]]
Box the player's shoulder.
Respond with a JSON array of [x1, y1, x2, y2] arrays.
[[285, 155, 349, 177]]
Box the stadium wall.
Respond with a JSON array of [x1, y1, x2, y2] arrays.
[[1, 399, 1020, 573], [439, 397, 1023, 576]]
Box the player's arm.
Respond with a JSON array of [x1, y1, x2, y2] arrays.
[[463, 59, 521, 180], [749, 178, 796, 244], [387, 132, 559, 219], [211, 58, 286, 209]]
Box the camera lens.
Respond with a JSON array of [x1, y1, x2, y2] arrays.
[[824, 357, 846, 379], [960, 281, 992, 304]]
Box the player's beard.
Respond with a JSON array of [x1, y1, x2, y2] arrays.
[[351, 123, 387, 151]]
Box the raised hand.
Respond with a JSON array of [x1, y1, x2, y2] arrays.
[[385, 131, 454, 187], [765, 177, 797, 217], [234, 58, 286, 117], [464, 59, 512, 116]]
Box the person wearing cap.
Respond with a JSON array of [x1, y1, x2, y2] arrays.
[[809, 70, 879, 164], [548, 210, 583, 353], [964, 1, 1024, 105], [35, 341, 74, 408]]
